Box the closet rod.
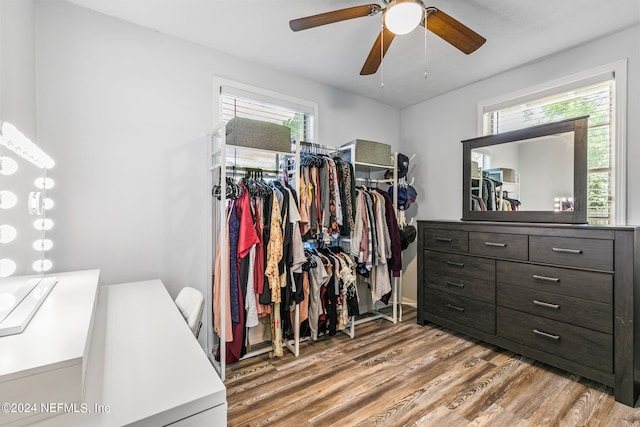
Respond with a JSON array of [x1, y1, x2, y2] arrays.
[[355, 177, 393, 183], [299, 141, 342, 154], [225, 166, 281, 175]]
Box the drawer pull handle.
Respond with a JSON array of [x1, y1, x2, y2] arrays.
[[446, 261, 465, 268], [533, 329, 560, 340], [436, 237, 453, 243], [485, 242, 507, 247], [447, 304, 465, 312], [552, 247, 583, 254], [533, 300, 560, 310], [532, 274, 560, 283], [446, 281, 465, 288]]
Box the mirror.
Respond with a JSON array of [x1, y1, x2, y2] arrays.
[[0, 122, 57, 335], [462, 116, 588, 223]]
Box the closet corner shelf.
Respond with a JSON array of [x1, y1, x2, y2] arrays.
[[352, 161, 393, 173], [224, 144, 295, 158]]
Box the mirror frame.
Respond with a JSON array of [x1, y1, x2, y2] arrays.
[[462, 116, 588, 223]]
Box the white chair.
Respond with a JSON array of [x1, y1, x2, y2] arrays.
[[175, 287, 205, 338]]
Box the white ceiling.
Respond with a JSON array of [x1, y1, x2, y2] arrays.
[[64, 0, 640, 108]]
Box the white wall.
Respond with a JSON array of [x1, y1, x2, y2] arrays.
[[400, 24, 640, 304], [1, 0, 36, 138], [0, 0, 44, 278], [518, 136, 574, 211], [32, 1, 639, 339], [35, 0, 400, 346]]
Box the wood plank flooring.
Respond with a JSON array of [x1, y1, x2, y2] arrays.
[[224, 307, 640, 426]]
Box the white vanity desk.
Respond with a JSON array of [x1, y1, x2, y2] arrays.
[[0, 271, 226, 426]]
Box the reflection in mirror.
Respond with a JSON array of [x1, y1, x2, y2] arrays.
[[471, 132, 574, 212], [462, 117, 588, 223]]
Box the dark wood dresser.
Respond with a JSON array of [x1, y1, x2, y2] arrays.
[[417, 220, 640, 406]]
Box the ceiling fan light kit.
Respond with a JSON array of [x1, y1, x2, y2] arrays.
[[289, 2, 486, 76], [383, 0, 424, 35]]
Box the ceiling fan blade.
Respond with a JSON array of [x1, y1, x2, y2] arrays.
[[360, 27, 396, 75], [424, 8, 486, 54], [290, 4, 382, 32]]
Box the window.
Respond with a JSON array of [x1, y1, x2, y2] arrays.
[[482, 76, 619, 225], [216, 79, 317, 145], [471, 150, 491, 171]]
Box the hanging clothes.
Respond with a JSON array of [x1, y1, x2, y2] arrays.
[[299, 152, 355, 241], [374, 188, 402, 278], [213, 174, 306, 364], [225, 199, 244, 364], [213, 206, 233, 343], [350, 186, 401, 305], [307, 251, 329, 341], [482, 177, 498, 211]]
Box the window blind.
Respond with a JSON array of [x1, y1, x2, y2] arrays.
[[483, 79, 615, 224], [220, 90, 315, 145]]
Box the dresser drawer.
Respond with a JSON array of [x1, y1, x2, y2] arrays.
[[497, 307, 612, 373], [497, 283, 612, 334], [423, 229, 468, 253], [497, 261, 612, 304], [425, 270, 495, 304], [529, 236, 613, 271], [424, 250, 495, 281], [470, 232, 528, 261], [425, 289, 495, 334]]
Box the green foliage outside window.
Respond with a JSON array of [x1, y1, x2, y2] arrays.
[[282, 113, 306, 143], [520, 87, 613, 224]]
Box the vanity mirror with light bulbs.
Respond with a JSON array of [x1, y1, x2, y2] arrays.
[[0, 121, 57, 336], [462, 116, 588, 223]]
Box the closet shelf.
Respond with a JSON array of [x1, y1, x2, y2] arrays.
[[210, 141, 293, 159], [352, 161, 393, 172]]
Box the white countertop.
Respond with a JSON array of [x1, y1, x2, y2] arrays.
[[0, 270, 100, 382]]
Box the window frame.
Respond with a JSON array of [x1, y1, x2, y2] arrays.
[[213, 77, 319, 145], [477, 59, 628, 225]]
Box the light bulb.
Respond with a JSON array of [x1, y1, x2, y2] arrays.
[[0, 156, 18, 175], [33, 259, 52, 272], [1, 121, 55, 169], [33, 239, 53, 251], [0, 225, 17, 244], [0, 258, 17, 278], [384, 1, 424, 35], [34, 177, 55, 190], [34, 218, 54, 231], [0, 191, 18, 209]]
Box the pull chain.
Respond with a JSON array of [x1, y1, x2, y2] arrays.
[[380, 23, 384, 89], [424, 17, 428, 79]]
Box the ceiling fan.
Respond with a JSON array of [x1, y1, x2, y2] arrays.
[[289, 0, 486, 76]]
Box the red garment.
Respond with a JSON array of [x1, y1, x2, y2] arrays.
[[236, 185, 259, 260], [226, 276, 245, 364], [253, 199, 265, 295]]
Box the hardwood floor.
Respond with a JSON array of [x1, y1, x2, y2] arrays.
[[224, 306, 640, 426]]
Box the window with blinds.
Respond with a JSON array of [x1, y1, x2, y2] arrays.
[[483, 79, 615, 224], [220, 91, 315, 145]]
